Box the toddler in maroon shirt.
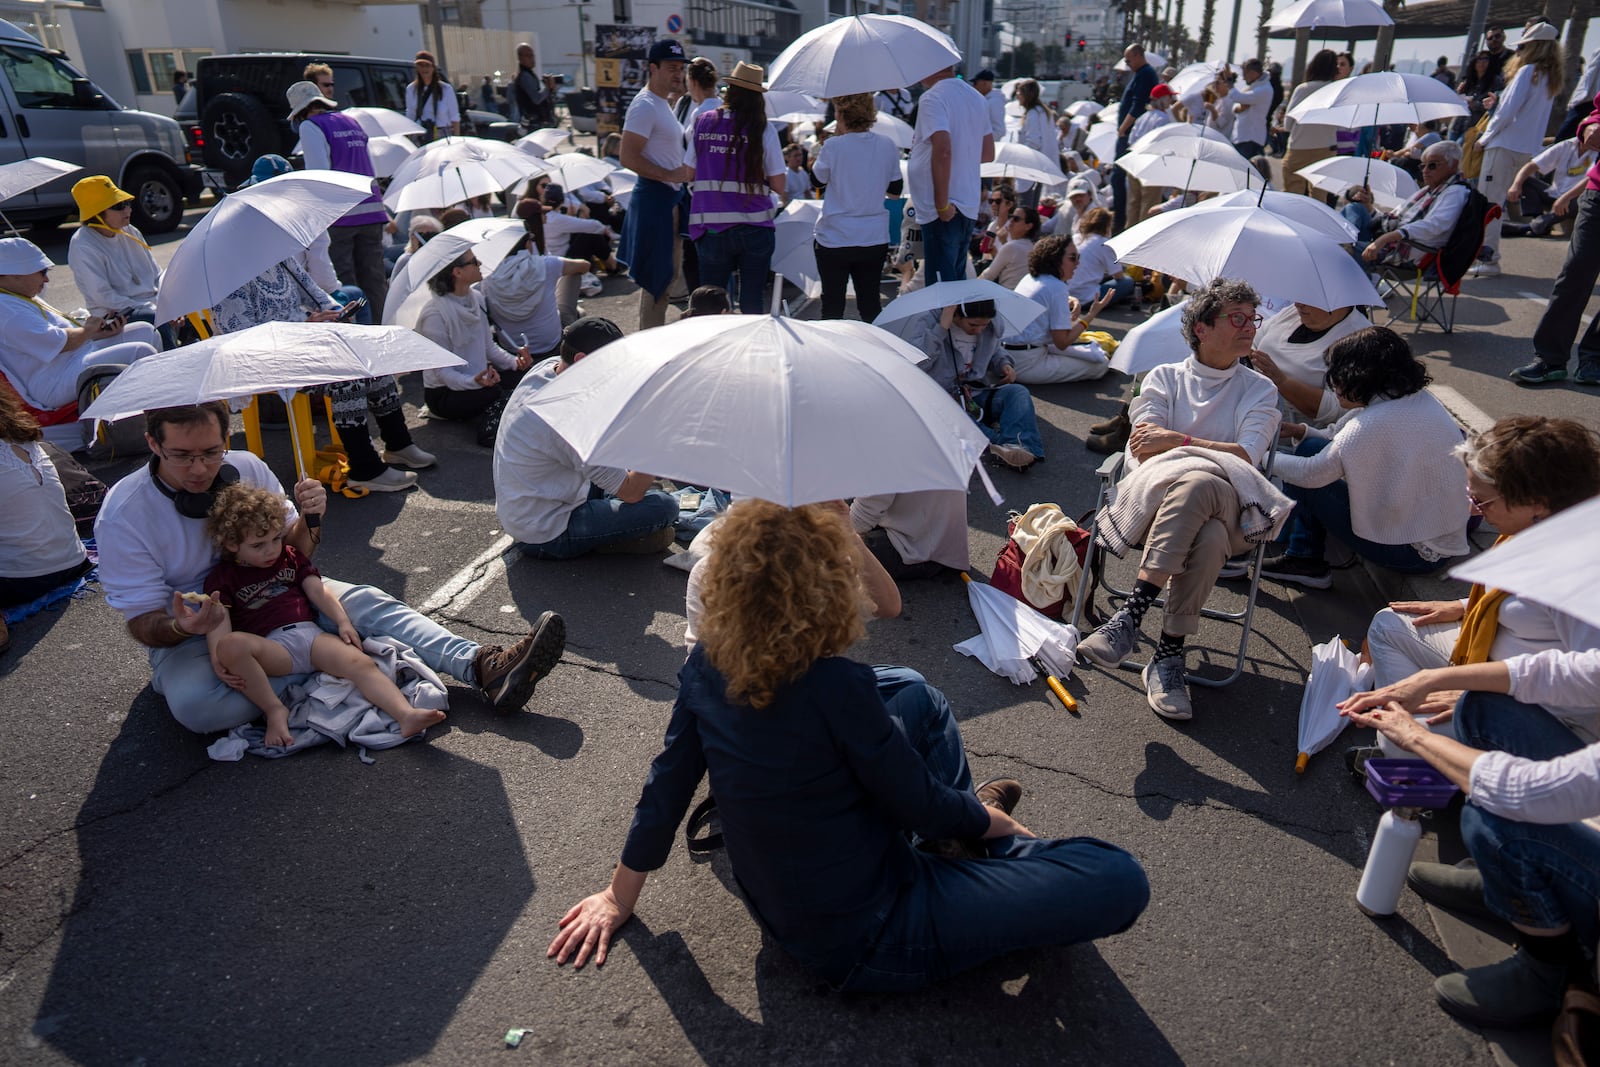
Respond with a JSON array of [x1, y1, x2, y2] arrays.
[[200, 483, 446, 748]]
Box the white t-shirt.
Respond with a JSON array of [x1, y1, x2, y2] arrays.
[[1533, 137, 1599, 198], [96, 451, 297, 621], [542, 211, 610, 258], [1068, 232, 1122, 304], [1252, 306, 1371, 427], [811, 131, 901, 248], [983, 88, 1008, 141], [1008, 273, 1074, 346], [908, 77, 992, 221], [0, 440, 87, 580], [623, 88, 689, 184], [680, 95, 719, 136]]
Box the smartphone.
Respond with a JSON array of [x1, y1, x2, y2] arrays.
[[335, 297, 367, 321], [118, 306, 137, 320]]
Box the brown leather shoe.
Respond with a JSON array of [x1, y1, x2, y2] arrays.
[[474, 611, 566, 711], [1086, 416, 1131, 455], [975, 777, 1022, 815], [1089, 403, 1130, 436]]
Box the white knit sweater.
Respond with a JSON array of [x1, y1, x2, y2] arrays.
[[1274, 389, 1470, 557]]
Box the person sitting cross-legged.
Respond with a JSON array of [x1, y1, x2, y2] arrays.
[[1076, 278, 1283, 721], [493, 316, 679, 559]]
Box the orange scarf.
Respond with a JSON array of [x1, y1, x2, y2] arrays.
[[1448, 535, 1511, 665]]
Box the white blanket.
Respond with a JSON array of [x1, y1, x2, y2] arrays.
[[1096, 447, 1292, 559]]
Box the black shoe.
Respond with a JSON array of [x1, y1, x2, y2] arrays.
[[474, 611, 566, 711], [1510, 359, 1569, 385], [1260, 553, 1334, 590], [1501, 221, 1533, 238], [1434, 950, 1568, 1029], [1407, 860, 1497, 921]]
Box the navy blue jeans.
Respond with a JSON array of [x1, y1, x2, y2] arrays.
[[920, 211, 975, 285], [695, 224, 776, 314], [516, 484, 679, 560], [834, 667, 1150, 992], [1456, 691, 1600, 947], [971, 384, 1046, 458]]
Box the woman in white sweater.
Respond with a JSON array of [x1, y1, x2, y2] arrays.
[[1476, 27, 1565, 274], [1009, 79, 1055, 206], [417, 250, 533, 446], [978, 205, 1038, 289]]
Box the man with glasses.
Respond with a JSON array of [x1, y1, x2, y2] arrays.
[[1076, 278, 1282, 722], [96, 401, 566, 735], [1483, 27, 1513, 84], [1352, 140, 1470, 268]]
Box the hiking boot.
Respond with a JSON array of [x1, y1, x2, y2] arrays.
[[1575, 362, 1600, 386], [474, 610, 566, 711], [1260, 553, 1334, 590], [595, 525, 679, 555], [347, 466, 418, 493], [1089, 404, 1130, 436], [382, 443, 438, 469], [987, 442, 1036, 470], [975, 777, 1023, 815], [1079, 608, 1141, 669], [1509, 359, 1568, 385], [1143, 655, 1193, 720], [1407, 860, 1497, 921], [1434, 950, 1568, 1029], [1086, 418, 1132, 455]]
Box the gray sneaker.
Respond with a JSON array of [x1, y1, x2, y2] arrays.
[[1143, 655, 1193, 720], [1079, 608, 1140, 669], [1407, 860, 1496, 921], [1434, 950, 1568, 1028]]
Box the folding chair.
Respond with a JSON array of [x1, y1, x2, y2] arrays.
[[1068, 448, 1275, 688], [1374, 203, 1501, 334]]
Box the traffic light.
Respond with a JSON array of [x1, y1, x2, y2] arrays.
[[1077, 37, 1086, 51], [1064, 28, 1073, 47]]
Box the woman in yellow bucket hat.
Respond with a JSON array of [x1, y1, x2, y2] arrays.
[[67, 175, 170, 347]]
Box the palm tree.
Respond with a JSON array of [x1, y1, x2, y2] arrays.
[[1197, 0, 1216, 60], [1255, 0, 1274, 62]]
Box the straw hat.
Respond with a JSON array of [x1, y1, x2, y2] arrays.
[[725, 61, 767, 93]]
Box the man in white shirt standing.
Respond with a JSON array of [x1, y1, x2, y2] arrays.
[[1226, 58, 1273, 160], [907, 66, 995, 285], [618, 39, 695, 329], [972, 69, 1008, 143]]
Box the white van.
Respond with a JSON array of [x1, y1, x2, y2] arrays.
[[0, 19, 201, 233]]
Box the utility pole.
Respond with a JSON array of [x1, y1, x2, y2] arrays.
[[1459, 0, 1491, 77], [1225, 0, 1244, 64], [575, 0, 591, 88], [428, 0, 451, 81]]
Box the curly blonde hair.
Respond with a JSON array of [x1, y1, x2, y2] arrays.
[[698, 500, 869, 709], [206, 483, 289, 552]]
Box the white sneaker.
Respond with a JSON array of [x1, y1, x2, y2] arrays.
[[987, 442, 1035, 470], [580, 272, 603, 296], [1144, 656, 1193, 720], [382, 443, 437, 469], [348, 466, 418, 493], [1469, 261, 1501, 277]]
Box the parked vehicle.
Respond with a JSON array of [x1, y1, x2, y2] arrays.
[[0, 18, 200, 233]]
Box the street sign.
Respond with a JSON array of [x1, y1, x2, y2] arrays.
[[666, 13, 683, 33]]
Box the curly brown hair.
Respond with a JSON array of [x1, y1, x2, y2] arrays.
[[206, 483, 289, 551], [1456, 415, 1600, 514], [698, 499, 869, 709], [832, 92, 876, 132]]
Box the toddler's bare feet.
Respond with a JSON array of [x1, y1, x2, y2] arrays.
[[263, 710, 294, 749], [393, 706, 447, 738]]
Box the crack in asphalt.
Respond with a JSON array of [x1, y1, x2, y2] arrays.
[[565, 659, 679, 693]]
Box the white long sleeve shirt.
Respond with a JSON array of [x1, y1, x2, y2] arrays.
[[1482, 66, 1559, 156], [1227, 75, 1274, 147], [66, 225, 161, 317]]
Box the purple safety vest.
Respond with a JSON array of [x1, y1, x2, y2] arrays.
[[304, 111, 388, 227], [687, 109, 775, 241]]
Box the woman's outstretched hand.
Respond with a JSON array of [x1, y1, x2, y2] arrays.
[[548, 889, 631, 968]]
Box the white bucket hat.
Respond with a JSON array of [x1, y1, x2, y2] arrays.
[[286, 80, 339, 120]]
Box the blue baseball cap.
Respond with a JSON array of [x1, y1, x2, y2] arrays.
[[647, 39, 687, 63], [239, 154, 293, 187]]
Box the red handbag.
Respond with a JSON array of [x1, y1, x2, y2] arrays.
[[988, 510, 1092, 620]]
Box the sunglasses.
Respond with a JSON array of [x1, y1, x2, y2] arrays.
[[1422, 160, 1445, 170], [458, 257, 481, 267], [1010, 214, 1028, 222]]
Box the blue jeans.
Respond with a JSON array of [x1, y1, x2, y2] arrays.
[[1456, 691, 1600, 946], [1281, 437, 1452, 574], [1098, 276, 1137, 306], [330, 285, 372, 325], [516, 485, 679, 560], [148, 581, 482, 734], [972, 383, 1045, 458], [695, 224, 776, 314], [920, 211, 975, 285], [1342, 201, 1377, 243], [835, 667, 1149, 992]]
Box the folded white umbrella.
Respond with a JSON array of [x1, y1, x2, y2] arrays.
[[1107, 204, 1382, 310], [1267, 0, 1392, 31], [0, 157, 79, 205], [525, 315, 1001, 507], [1449, 496, 1600, 630], [382, 219, 528, 328], [1296, 155, 1418, 213], [876, 278, 1045, 338], [342, 107, 426, 138], [824, 111, 914, 150], [956, 573, 1079, 688], [515, 127, 574, 158], [1296, 636, 1371, 773], [772, 198, 825, 299], [766, 89, 825, 124], [981, 141, 1066, 187], [1129, 121, 1234, 155], [363, 134, 419, 180], [535, 151, 616, 192], [1118, 142, 1263, 195], [155, 171, 378, 321], [1167, 62, 1225, 98], [1064, 101, 1102, 119], [1287, 71, 1469, 129], [769, 14, 962, 98], [1208, 188, 1358, 241]]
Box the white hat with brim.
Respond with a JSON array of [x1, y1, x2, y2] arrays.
[[286, 80, 339, 120], [0, 237, 53, 274], [1512, 23, 1559, 47], [1067, 179, 1094, 198]]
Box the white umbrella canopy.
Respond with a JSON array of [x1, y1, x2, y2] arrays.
[[1208, 188, 1358, 241], [342, 107, 426, 138], [155, 171, 379, 321], [1167, 62, 1225, 98], [0, 157, 79, 204], [1084, 123, 1119, 164], [1296, 636, 1370, 773], [1064, 100, 1102, 119], [766, 89, 826, 124], [1111, 299, 1290, 374], [525, 315, 1001, 508], [821, 111, 914, 150], [534, 151, 616, 192], [1267, 0, 1392, 31], [1287, 72, 1469, 129], [1117, 142, 1263, 195], [1114, 50, 1167, 72], [981, 141, 1066, 186], [606, 169, 639, 209], [769, 14, 963, 98], [388, 163, 519, 213], [385, 136, 542, 201], [1449, 496, 1600, 630], [876, 279, 1045, 338], [1129, 121, 1234, 155], [363, 134, 419, 180], [1107, 204, 1382, 310], [515, 127, 574, 157], [1296, 155, 1418, 212], [955, 574, 1079, 686], [382, 220, 528, 328], [772, 199, 824, 298]]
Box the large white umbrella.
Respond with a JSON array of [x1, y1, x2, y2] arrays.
[[525, 315, 1001, 508], [1064, 101, 1102, 120], [1266, 0, 1392, 31], [1208, 188, 1358, 242], [1129, 121, 1234, 155], [606, 169, 639, 210], [363, 134, 419, 180], [768, 14, 963, 98], [1167, 62, 1225, 99], [1107, 204, 1382, 310], [1111, 299, 1290, 374], [1296, 155, 1418, 213], [876, 279, 1045, 338], [1085, 123, 1119, 164], [535, 152, 617, 193], [766, 90, 826, 124], [382, 219, 528, 328], [342, 107, 426, 138], [825, 111, 914, 150], [772, 198, 824, 299], [1287, 72, 1469, 130], [155, 171, 379, 321], [981, 141, 1066, 186], [1114, 51, 1167, 72], [515, 127, 574, 158], [1296, 636, 1371, 773], [81, 322, 465, 484], [955, 572, 1080, 696], [1118, 141, 1264, 195], [0, 157, 79, 204], [1449, 496, 1600, 630]]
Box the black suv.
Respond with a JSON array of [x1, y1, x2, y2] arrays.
[[190, 53, 518, 183]]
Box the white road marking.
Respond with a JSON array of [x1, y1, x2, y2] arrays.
[[1516, 290, 1546, 301], [1427, 385, 1495, 434], [417, 534, 514, 616]]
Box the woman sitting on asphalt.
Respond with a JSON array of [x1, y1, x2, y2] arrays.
[[978, 205, 1039, 290], [1341, 643, 1600, 1030], [1247, 302, 1371, 428], [480, 202, 589, 359], [65, 177, 169, 346], [1265, 327, 1471, 589], [550, 498, 1148, 987], [1003, 234, 1114, 384], [415, 249, 533, 446], [1069, 207, 1135, 309]]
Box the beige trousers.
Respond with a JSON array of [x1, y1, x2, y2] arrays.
[[1281, 146, 1334, 198], [638, 207, 683, 330], [1138, 470, 1250, 636]]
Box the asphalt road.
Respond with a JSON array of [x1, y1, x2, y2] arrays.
[[1, 195, 1596, 1066]]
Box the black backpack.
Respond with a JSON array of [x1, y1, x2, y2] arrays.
[[1435, 185, 1492, 287]]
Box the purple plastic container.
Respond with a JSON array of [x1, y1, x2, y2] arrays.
[[1365, 758, 1460, 809]]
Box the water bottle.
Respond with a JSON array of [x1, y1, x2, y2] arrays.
[[1355, 807, 1423, 916]]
